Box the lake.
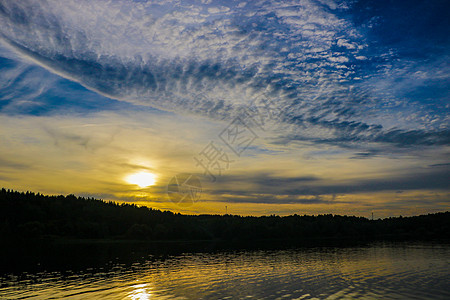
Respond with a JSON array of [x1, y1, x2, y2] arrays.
[[1, 240, 449, 299]]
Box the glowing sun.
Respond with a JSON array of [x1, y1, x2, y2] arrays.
[[126, 171, 157, 188]]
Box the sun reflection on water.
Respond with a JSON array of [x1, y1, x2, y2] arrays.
[[128, 283, 152, 300]]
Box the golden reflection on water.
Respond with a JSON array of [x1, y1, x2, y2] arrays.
[[1, 243, 449, 299], [128, 283, 152, 300]]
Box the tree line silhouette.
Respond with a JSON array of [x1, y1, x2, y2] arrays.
[[1, 188, 448, 242]]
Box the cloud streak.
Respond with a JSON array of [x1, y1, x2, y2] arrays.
[[1, 0, 447, 148], [205, 167, 450, 203], [0, 0, 449, 216]]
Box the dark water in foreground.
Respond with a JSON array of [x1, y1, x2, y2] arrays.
[[0, 240, 449, 299]]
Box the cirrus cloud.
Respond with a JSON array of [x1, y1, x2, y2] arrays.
[[0, 0, 447, 148]]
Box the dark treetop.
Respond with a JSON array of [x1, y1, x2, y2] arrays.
[[1, 188, 448, 242]]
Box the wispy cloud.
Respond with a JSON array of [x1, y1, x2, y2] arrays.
[[0, 0, 449, 216], [1, 0, 447, 148]]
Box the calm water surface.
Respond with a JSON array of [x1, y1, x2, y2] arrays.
[[0, 241, 449, 299]]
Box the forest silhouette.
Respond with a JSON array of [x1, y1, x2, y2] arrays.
[[1, 188, 448, 242]]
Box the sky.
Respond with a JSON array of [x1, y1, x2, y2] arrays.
[[0, 0, 449, 217]]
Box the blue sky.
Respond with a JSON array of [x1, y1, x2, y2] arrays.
[[0, 0, 448, 216]]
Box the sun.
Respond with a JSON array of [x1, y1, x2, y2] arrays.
[[126, 171, 157, 188]]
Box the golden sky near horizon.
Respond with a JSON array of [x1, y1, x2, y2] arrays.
[[0, 0, 449, 218], [1, 111, 448, 218]]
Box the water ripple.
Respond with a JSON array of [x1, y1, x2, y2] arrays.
[[1, 241, 449, 299]]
